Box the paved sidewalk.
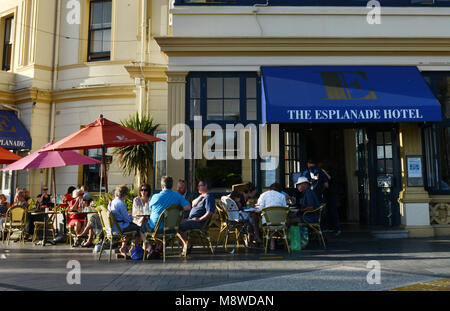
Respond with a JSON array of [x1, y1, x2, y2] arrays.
[[0, 232, 449, 291]]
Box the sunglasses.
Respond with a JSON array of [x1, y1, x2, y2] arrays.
[[198, 184, 205, 187], [43, 189, 48, 191], [140, 188, 149, 192]]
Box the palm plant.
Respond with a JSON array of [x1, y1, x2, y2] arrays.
[[113, 113, 160, 187]]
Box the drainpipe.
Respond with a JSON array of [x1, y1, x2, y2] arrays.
[[48, 0, 61, 201]]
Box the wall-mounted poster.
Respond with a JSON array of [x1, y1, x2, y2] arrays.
[[407, 156, 424, 187]]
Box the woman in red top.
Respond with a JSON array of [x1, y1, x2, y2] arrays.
[[67, 188, 88, 244]]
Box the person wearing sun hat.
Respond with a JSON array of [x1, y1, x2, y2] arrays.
[[295, 176, 320, 224]]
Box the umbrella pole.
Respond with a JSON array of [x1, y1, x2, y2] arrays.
[[52, 167, 58, 235], [102, 145, 108, 194]]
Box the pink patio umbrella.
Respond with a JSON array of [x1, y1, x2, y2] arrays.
[[2, 142, 101, 203]]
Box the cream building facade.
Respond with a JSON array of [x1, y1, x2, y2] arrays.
[[0, 0, 170, 199], [157, 1, 450, 237]]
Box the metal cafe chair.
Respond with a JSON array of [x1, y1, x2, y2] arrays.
[[183, 211, 215, 256], [2, 205, 28, 245], [142, 204, 184, 262], [216, 198, 249, 254], [260, 206, 290, 254], [299, 203, 327, 249], [97, 206, 137, 262]]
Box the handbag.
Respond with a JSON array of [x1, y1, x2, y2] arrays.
[[130, 246, 144, 260]]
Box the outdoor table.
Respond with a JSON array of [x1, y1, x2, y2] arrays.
[[29, 209, 60, 246]]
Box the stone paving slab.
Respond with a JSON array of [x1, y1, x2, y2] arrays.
[[0, 233, 448, 291]]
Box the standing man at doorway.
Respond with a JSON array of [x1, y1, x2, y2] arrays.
[[300, 159, 329, 203]]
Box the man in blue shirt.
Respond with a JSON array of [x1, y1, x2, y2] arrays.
[[295, 177, 320, 223], [149, 176, 190, 232], [177, 179, 216, 256]]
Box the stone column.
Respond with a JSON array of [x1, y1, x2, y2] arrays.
[[398, 123, 434, 237], [166, 71, 188, 184]]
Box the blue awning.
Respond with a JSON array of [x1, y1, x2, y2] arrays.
[[0, 110, 31, 150], [261, 66, 442, 123]]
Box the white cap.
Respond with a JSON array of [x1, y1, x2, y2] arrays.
[[295, 177, 310, 186]]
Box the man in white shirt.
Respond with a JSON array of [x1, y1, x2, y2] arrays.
[[256, 183, 287, 251], [257, 183, 287, 211]]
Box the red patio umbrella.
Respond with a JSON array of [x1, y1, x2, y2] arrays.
[[0, 147, 22, 164], [2, 142, 101, 207], [41, 115, 164, 193]]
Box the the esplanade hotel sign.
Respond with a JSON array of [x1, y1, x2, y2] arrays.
[[261, 66, 442, 124]]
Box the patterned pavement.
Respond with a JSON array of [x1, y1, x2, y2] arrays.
[[0, 232, 449, 291]]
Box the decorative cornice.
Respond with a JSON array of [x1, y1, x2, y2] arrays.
[[0, 90, 15, 105], [52, 85, 136, 104], [15, 88, 52, 105], [58, 60, 134, 71], [155, 37, 450, 57], [165, 71, 189, 83], [124, 64, 169, 82]]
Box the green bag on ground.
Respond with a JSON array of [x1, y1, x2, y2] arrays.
[[289, 225, 301, 251], [300, 226, 309, 249]]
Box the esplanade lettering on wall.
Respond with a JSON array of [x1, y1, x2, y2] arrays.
[[260, 66, 443, 124], [287, 109, 424, 121]]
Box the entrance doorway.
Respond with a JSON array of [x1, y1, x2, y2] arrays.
[[281, 124, 402, 228]]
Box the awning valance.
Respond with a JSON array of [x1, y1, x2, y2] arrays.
[[0, 110, 31, 150], [261, 66, 442, 123]]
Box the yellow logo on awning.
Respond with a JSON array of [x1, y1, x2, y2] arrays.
[[0, 115, 16, 133]]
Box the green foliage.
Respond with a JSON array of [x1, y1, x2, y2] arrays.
[[93, 189, 137, 211], [113, 112, 160, 183], [94, 193, 113, 208], [125, 188, 137, 211]]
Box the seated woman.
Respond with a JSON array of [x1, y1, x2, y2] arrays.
[[132, 183, 152, 233], [67, 188, 89, 246], [0, 194, 10, 233], [76, 213, 103, 248], [108, 185, 145, 258]]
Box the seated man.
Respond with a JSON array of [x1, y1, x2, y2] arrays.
[[177, 179, 215, 256], [147, 176, 190, 255], [37, 186, 53, 208], [295, 177, 320, 223], [176, 179, 198, 218], [256, 183, 287, 251]]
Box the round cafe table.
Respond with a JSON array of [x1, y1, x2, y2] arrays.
[[29, 209, 60, 246]]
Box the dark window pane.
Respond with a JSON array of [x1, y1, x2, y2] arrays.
[[207, 99, 223, 121], [91, 2, 103, 29], [190, 99, 201, 120], [246, 99, 257, 120], [377, 160, 385, 174], [384, 131, 392, 144], [376, 132, 384, 145], [385, 159, 393, 174], [246, 77, 257, 98], [190, 78, 200, 98], [439, 126, 450, 187], [223, 99, 239, 121], [224, 78, 239, 98], [103, 1, 112, 26], [102, 29, 111, 52], [207, 78, 222, 98]]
